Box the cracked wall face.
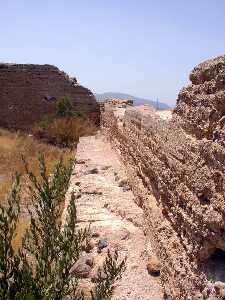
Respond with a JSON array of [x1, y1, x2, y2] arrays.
[[0, 63, 99, 129], [101, 56, 225, 299]]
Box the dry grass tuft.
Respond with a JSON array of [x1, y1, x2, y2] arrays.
[[0, 129, 73, 199], [0, 128, 73, 201], [0, 112, 97, 250], [0, 128, 75, 250], [33, 116, 97, 148]]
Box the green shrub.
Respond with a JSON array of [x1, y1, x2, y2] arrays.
[[33, 95, 97, 148], [0, 155, 126, 299], [56, 96, 74, 117], [92, 250, 126, 300]]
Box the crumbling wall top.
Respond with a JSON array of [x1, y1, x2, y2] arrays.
[[174, 55, 225, 141]]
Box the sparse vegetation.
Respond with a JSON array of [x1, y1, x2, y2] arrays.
[[0, 95, 97, 249], [33, 96, 97, 148], [33, 117, 97, 148], [0, 95, 121, 299], [92, 250, 126, 300], [0, 156, 126, 299], [0, 128, 73, 201]]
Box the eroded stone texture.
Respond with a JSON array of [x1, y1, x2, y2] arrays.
[[0, 63, 99, 129], [101, 57, 225, 299], [174, 55, 225, 141]]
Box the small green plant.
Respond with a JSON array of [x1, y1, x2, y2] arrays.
[[0, 173, 21, 299], [92, 250, 126, 300], [56, 96, 73, 117], [0, 155, 126, 299]]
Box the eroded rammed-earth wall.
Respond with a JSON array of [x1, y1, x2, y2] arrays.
[[0, 63, 99, 129], [101, 56, 225, 299]]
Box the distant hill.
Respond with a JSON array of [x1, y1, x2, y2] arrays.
[[94, 92, 170, 110]]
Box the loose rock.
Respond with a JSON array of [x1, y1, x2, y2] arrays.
[[86, 239, 96, 252], [122, 185, 131, 192], [91, 266, 107, 281], [92, 231, 100, 238], [69, 261, 92, 278], [85, 167, 98, 175], [147, 256, 161, 276], [101, 165, 111, 170], [97, 239, 108, 252], [118, 178, 128, 187]]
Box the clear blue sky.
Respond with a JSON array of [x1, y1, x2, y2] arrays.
[[1, 0, 225, 105]]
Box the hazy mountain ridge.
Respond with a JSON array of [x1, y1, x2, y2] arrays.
[[95, 92, 171, 110]]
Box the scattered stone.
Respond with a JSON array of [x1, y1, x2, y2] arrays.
[[118, 178, 128, 187], [101, 165, 112, 170], [163, 294, 173, 300], [67, 131, 169, 297], [97, 239, 108, 252], [77, 159, 86, 164], [69, 260, 92, 278], [84, 188, 103, 195], [74, 192, 82, 199], [131, 264, 139, 270], [86, 167, 99, 174], [146, 256, 161, 276], [127, 217, 134, 223], [115, 174, 119, 181], [86, 239, 96, 252], [91, 266, 107, 281], [122, 185, 131, 192], [85, 256, 94, 267], [92, 231, 100, 238], [120, 229, 130, 240], [70, 254, 95, 277]]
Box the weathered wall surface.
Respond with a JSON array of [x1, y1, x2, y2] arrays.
[[0, 63, 99, 129], [174, 55, 225, 141], [101, 56, 225, 299]]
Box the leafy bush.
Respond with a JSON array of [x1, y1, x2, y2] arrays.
[[0, 155, 126, 299]]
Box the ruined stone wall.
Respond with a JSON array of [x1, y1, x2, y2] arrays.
[[101, 56, 225, 299], [0, 63, 99, 129], [174, 55, 225, 141]]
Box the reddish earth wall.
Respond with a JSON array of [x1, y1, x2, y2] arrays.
[[101, 56, 225, 299], [0, 63, 99, 129]]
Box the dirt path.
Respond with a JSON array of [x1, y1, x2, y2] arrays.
[[64, 133, 163, 300]]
